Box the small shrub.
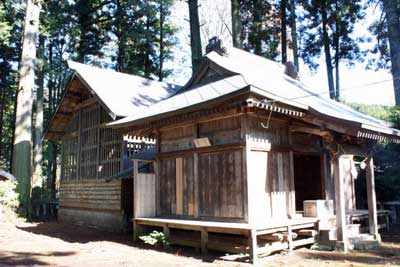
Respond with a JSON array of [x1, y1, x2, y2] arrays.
[[139, 231, 170, 247], [0, 180, 19, 209], [0, 180, 22, 222]]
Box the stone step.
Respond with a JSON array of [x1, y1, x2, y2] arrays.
[[349, 235, 380, 250], [347, 224, 361, 237], [319, 229, 337, 241]]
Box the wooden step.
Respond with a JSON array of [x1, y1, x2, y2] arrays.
[[297, 229, 318, 237], [319, 229, 337, 241]]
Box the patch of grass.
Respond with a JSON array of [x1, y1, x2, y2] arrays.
[[139, 231, 170, 247]]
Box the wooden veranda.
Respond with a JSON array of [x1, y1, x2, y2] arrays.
[[134, 217, 319, 260]]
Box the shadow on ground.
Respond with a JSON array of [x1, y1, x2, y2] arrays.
[[16, 221, 235, 264], [296, 224, 400, 266], [0, 251, 76, 267]]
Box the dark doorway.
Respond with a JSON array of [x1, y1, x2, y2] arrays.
[[293, 154, 323, 211], [121, 178, 133, 230]]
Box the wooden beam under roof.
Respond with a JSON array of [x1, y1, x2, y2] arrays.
[[289, 125, 332, 137]]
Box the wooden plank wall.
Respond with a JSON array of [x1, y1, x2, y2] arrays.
[[268, 151, 293, 219], [134, 172, 156, 218], [160, 125, 195, 152], [59, 179, 121, 211], [158, 158, 177, 215], [58, 180, 124, 232], [198, 149, 245, 220], [156, 116, 246, 221], [246, 116, 289, 145], [199, 117, 241, 145]]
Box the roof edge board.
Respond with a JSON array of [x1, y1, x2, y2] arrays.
[[108, 86, 252, 129], [73, 72, 118, 120], [43, 72, 77, 141]]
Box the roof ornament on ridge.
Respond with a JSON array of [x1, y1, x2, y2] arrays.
[[205, 36, 227, 55]]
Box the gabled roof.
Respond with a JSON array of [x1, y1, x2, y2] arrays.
[[109, 47, 400, 141], [67, 61, 181, 118], [45, 61, 180, 140]]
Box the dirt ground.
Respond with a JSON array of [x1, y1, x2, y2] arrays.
[[0, 221, 400, 267]]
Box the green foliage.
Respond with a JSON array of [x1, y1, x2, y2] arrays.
[[139, 231, 170, 247], [0, 0, 24, 171], [349, 103, 400, 204], [240, 0, 280, 60], [0, 180, 19, 209], [299, 0, 365, 71]]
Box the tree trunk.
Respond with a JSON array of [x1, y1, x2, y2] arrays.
[[0, 85, 4, 147], [281, 0, 287, 64], [144, 5, 151, 78], [12, 0, 41, 217], [253, 1, 263, 55], [46, 141, 57, 198], [231, 0, 242, 48], [158, 1, 164, 81], [334, 6, 340, 100], [335, 58, 340, 100], [290, 0, 299, 71], [321, 0, 335, 100], [383, 0, 400, 105], [33, 35, 44, 188], [188, 0, 202, 74]]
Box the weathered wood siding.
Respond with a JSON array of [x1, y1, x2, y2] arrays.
[[158, 158, 176, 215], [246, 116, 289, 145], [160, 125, 195, 152], [58, 179, 124, 232], [267, 151, 293, 219], [156, 116, 246, 221], [198, 149, 245, 220], [199, 117, 241, 145], [134, 172, 156, 218]]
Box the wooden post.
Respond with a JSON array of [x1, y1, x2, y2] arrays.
[[287, 224, 294, 251], [333, 154, 348, 252], [249, 229, 258, 264], [163, 225, 170, 240], [201, 227, 208, 256], [133, 221, 140, 242], [366, 156, 380, 241]]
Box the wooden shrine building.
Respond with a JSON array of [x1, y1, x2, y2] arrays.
[[44, 61, 179, 231], [110, 42, 400, 261]]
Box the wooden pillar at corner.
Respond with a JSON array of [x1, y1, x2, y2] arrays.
[[132, 159, 139, 242], [366, 156, 380, 241], [333, 154, 348, 252]]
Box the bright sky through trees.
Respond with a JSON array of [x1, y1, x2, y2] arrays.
[[166, 0, 395, 106]]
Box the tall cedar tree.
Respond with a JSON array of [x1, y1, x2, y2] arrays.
[[74, 0, 112, 63], [188, 0, 202, 74], [0, 1, 24, 172], [382, 0, 400, 105], [289, 0, 299, 70], [280, 0, 287, 64], [13, 0, 41, 216], [231, 0, 243, 48], [111, 0, 176, 79], [300, 0, 364, 100], [241, 0, 280, 60]]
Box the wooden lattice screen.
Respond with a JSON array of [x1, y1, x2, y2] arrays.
[[61, 137, 78, 180], [99, 128, 122, 179], [60, 101, 155, 181]]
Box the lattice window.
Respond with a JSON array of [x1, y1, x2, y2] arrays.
[[79, 103, 100, 179], [98, 128, 122, 179], [61, 138, 78, 180]]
